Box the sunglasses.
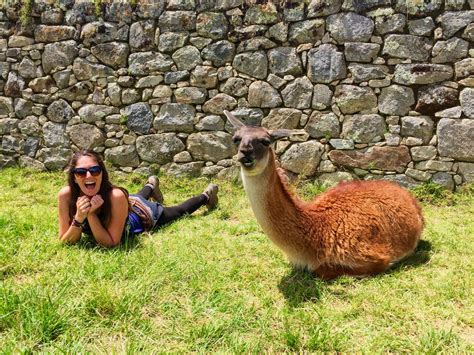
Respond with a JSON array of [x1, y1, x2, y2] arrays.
[[73, 165, 102, 177]]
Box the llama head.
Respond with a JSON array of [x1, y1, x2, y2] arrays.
[[224, 110, 293, 176]]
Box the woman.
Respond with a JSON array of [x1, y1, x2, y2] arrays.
[[58, 150, 218, 247]]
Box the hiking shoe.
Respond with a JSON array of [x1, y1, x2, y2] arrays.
[[203, 184, 218, 210], [148, 175, 164, 204]]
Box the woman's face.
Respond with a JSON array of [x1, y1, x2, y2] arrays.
[[73, 155, 103, 197]]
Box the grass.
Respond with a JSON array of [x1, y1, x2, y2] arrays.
[[0, 168, 473, 352]]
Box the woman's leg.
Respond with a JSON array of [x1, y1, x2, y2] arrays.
[[135, 176, 163, 202], [156, 184, 218, 226], [135, 185, 153, 200], [157, 194, 207, 225]]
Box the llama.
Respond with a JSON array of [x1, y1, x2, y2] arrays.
[[224, 110, 424, 280]]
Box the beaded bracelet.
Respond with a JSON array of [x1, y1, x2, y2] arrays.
[[71, 218, 84, 229]]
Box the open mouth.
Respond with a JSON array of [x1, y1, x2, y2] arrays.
[[240, 157, 256, 168], [84, 181, 97, 192]]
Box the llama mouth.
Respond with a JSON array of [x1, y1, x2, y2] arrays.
[[240, 158, 256, 168]]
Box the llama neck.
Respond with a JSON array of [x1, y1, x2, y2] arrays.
[[241, 151, 305, 247]]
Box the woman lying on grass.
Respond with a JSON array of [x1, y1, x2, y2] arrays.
[[58, 150, 219, 247]]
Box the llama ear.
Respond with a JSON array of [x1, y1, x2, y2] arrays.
[[223, 110, 245, 128], [269, 129, 292, 141], [269, 129, 307, 142]]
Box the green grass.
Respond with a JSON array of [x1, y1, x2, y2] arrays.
[[0, 168, 472, 352]]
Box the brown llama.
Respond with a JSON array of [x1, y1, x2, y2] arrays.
[[224, 110, 424, 280]]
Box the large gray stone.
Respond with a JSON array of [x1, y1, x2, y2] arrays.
[[394, 0, 443, 17], [202, 40, 235, 67], [437, 11, 474, 38], [47, 99, 75, 123], [67, 123, 105, 149], [437, 119, 474, 162], [455, 58, 474, 79], [129, 52, 174, 75], [458, 162, 474, 183], [432, 38, 469, 63], [73, 58, 113, 81], [80, 22, 128, 46], [78, 105, 118, 123], [42, 40, 79, 74], [233, 51, 268, 80], [34, 25, 77, 42], [342, 114, 386, 143], [280, 140, 324, 176], [281, 77, 313, 109], [38, 147, 72, 170], [4, 72, 25, 98], [244, 3, 278, 25], [190, 66, 218, 88], [348, 64, 388, 83], [172, 45, 202, 71], [154, 103, 195, 133], [248, 81, 282, 108], [261, 108, 301, 130], [129, 20, 155, 52], [220, 78, 248, 97], [393, 64, 453, 85], [401, 116, 434, 144], [288, 19, 325, 44], [158, 32, 189, 53], [344, 42, 380, 63], [408, 17, 435, 36], [196, 12, 228, 39], [0, 97, 13, 115], [268, 47, 303, 76], [91, 42, 129, 68], [308, 0, 342, 17], [334, 85, 377, 114], [158, 11, 196, 32], [187, 131, 234, 162], [104, 145, 140, 167], [327, 12, 374, 43], [383, 34, 432, 61], [174, 87, 207, 104], [307, 44, 346, 84], [14, 99, 33, 119], [43, 121, 69, 147], [203, 93, 237, 114], [375, 13, 406, 35], [378, 85, 415, 116], [124, 103, 153, 134], [460, 88, 474, 119], [305, 111, 340, 139], [136, 133, 185, 164]]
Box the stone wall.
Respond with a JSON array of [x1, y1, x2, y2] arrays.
[[0, 0, 473, 190]]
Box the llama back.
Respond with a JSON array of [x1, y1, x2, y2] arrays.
[[303, 180, 424, 265]]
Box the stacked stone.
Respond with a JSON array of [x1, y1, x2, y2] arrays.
[[0, 0, 473, 190]]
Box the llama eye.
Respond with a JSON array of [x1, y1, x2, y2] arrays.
[[261, 139, 271, 146], [233, 137, 241, 145]]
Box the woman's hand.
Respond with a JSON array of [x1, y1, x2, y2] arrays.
[[89, 194, 104, 214], [75, 196, 91, 222]]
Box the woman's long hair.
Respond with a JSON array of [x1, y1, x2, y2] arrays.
[[66, 150, 129, 227]]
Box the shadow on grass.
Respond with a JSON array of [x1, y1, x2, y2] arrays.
[[278, 240, 432, 306], [278, 267, 326, 307], [389, 239, 433, 273]]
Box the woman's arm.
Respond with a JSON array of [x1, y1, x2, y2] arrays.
[[58, 187, 84, 244], [87, 188, 129, 248]]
